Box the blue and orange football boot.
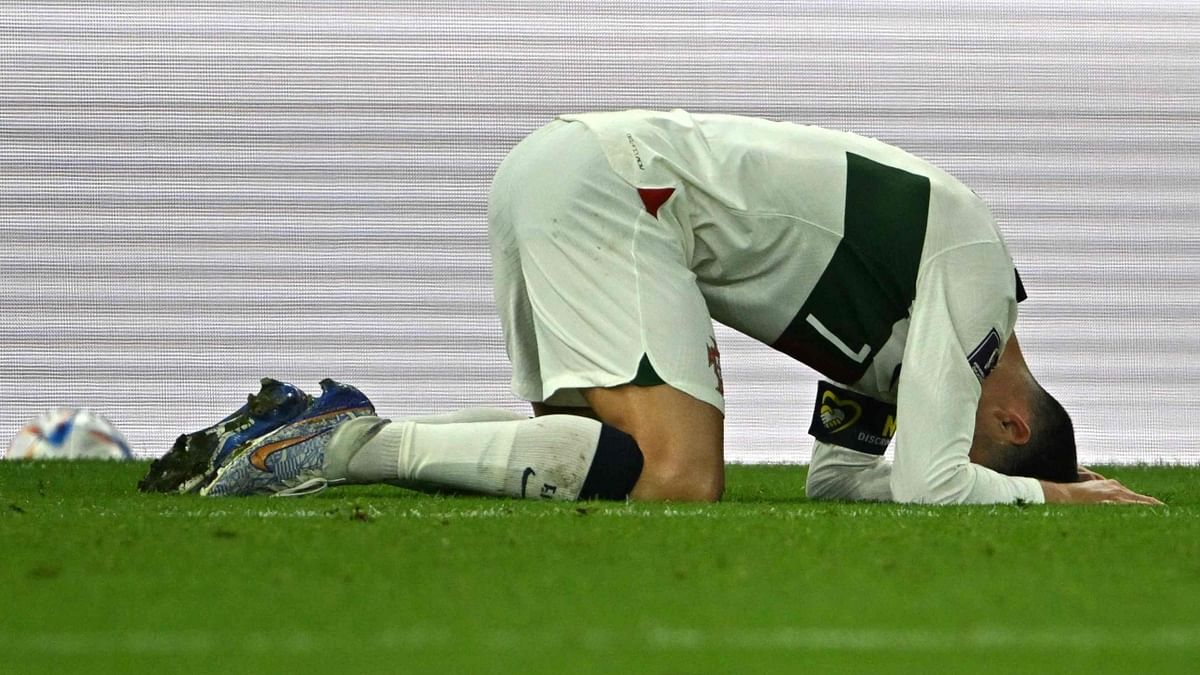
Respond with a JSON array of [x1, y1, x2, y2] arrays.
[[138, 378, 311, 493], [201, 378, 375, 497]]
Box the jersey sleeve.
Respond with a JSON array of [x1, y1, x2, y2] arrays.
[[889, 244, 1045, 505]]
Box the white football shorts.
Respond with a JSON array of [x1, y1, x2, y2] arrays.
[[488, 120, 725, 413]]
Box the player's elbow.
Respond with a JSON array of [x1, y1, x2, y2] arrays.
[[805, 464, 845, 501]]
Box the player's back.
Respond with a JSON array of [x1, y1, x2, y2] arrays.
[[561, 109, 1014, 388], [562, 109, 1000, 260]]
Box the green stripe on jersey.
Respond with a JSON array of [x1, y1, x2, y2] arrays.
[[771, 153, 931, 384]]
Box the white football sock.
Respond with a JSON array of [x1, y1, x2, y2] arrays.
[[346, 414, 603, 500]]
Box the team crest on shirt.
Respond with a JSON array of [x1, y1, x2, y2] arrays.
[[968, 329, 1003, 382], [707, 337, 724, 395]]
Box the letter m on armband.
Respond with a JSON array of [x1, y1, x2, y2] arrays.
[[772, 153, 931, 384]]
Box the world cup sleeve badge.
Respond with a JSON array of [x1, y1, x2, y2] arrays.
[[967, 329, 1003, 382]]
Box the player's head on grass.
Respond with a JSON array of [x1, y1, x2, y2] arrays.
[[975, 384, 1079, 483], [970, 335, 1080, 483]]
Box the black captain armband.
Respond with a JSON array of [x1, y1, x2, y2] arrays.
[[807, 381, 897, 456]]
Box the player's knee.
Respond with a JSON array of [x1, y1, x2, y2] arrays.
[[581, 384, 725, 502], [630, 434, 725, 502], [657, 464, 724, 502]]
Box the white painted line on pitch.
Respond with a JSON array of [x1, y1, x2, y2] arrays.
[[3, 626, 1198, 656]]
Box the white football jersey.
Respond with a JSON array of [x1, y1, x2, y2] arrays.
[[559, 109, 1044, 504]]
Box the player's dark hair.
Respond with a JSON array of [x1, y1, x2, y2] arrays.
[[993, 385, 1079, 483]]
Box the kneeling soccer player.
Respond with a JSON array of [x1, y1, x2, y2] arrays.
[[194, 109, 1161, 506]]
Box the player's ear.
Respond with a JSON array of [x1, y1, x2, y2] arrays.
[[997, 408, 1032, 446]]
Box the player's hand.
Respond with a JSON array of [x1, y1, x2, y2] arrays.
[[1041, 478, 1163, 505], [1076, 465, 1106, 482]]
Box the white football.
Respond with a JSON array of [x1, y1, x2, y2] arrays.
[[5, 408, 134, 460]]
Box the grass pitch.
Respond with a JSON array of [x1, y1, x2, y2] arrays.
[[1, 462, 1197, 674]]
